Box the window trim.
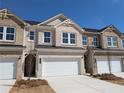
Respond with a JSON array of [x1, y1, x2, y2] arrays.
[[28, 31, 35, 42], [107, 36, 117, 47], [61, 32, 76, 45], [0, 26, 15, 42], [42, 31, 52, 45], [82, 35, 88, 46]]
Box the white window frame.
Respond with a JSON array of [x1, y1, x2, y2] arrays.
[[82, 35, 88, 46], [107, 36, 117, 47], [93, 36, 99, 47], [61, 32, 76, 45], [42, 31, 52, 45], [28, 31, 35, 42], [0, 26, 15, 42]]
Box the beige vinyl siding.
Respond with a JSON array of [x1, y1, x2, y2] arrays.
[[101, 29, 122, 49], [47, 19, 63, 26], [55, 25, 82, 47], [37, 30, 55, 46]]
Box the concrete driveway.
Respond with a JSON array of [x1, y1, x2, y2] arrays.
[[113, 73, 124, 79], [0, 79, 15, 93], [45, 75, 124, 93]]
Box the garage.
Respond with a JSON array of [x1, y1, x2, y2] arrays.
[[42, 58, 80, 76], [97, 60, 122, 74], [0, 58, 17, 79]]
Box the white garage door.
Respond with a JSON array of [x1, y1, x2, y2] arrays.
[[97, 60, 121, 74], [0, 58, 17, 79], [42, 58, 79, 76], [97, 61, 109, 74], [111, 61, 121, 73]]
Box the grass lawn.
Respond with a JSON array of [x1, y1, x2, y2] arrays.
[[93, 74, 124, 86], [9, 79, 55, 93]]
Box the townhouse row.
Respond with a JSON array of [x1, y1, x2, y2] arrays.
[[0, 9, 124, 80]]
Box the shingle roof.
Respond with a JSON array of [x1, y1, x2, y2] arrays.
[[83, 27, 100, 32], [24, 20, 41, 25], [83, 25, 119, 33]]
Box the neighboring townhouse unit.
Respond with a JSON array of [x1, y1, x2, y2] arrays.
[[34, 14, 86, 77], [0, 9, 124, 80], [84, 25, 124, 75], [0, 9, 26, 79]]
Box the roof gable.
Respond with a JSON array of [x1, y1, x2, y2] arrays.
[[100, 25, 121, 36], [55, 19, 84, 32], [38, 13, 67, 26], [0, 9, 26, 27]]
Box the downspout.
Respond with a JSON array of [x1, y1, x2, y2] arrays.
[[107, 48, 112, 74]]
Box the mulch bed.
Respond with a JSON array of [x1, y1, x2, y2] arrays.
[[93, 74, 124, 86], [9, 79, 56, 93], [13, 79, 49, 89]]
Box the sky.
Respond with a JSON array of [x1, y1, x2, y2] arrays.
[[0, 0, 124, 32]]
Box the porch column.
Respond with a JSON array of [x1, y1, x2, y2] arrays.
[[37, 56, 42, 78], [80, 56, 85, 75], [16, 56, 23, 80]]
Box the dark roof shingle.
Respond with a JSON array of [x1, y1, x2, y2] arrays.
[[83, 28, 100, 32], [24, 20, 41, 25]]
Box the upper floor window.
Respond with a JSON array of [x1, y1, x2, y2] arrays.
[[82, 35, 88, 45], [0, 27, 3, 40], [29, 31, 35, 41], [62, 32, 76, 45], [70, 33, 76, 44], [63, 33, 68, 43], [43, 32, 51, 43], [0, 26, 15, 41], [122, 40, 124, 48], [107, 36, 117, 47], [6, 28, 15, 40], [93, 36, 98, 47]]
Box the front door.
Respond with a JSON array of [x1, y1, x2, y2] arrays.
[[24, 54, 36, 77]]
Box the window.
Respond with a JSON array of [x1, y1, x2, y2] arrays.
[[93, 36, 98, 47], [29, 31, 35, 41], [0, 27, 3, 40], [107, 36, 117, 47], [82, 35, 88, 45], [6, 28, 15, 40], [43, 32, 51, 43], [70, 33, 76, 44], [62, 32, 76, 45], [0, 26, 15, 41], [122, 40, 124, 48], [63, 33, 68, 43]]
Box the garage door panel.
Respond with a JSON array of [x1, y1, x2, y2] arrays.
[[97, 60, 121, 74], [0, 59, 17, 79], [97, 61, 109, 74], [111, 61, 121, 73], [42, 58, 79, 76]]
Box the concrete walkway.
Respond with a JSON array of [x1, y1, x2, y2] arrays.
[[0, 79, 15, 93], [45, 75, 124, 93]]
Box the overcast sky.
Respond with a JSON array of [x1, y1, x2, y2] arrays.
[[0, 0, 124, 32]]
